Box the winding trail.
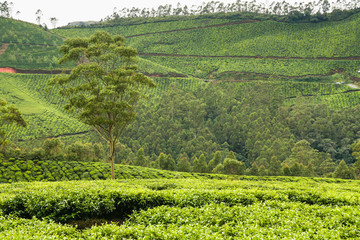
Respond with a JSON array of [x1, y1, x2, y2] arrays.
[[17, 130, 91, 142], [125, 20, 260, 38], [139, 53, 360, 61]]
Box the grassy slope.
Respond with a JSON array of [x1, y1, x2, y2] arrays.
[[0, 73, 89, 140], [2, 14, 360, 76], [0, 18, 182, 74], [0, 18, 62, 45], [0, 18, 67, 70], [51, 18, 240, 38], [128, 15, 360, 58]]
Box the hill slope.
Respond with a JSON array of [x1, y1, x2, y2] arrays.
[[1, 13, 360, 171], [53, 13, 360, 79]]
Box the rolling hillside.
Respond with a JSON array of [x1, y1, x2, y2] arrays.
[[1, 12, 360, 172], [53, 12, 360, 79]]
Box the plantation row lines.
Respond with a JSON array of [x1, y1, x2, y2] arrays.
[[17, 131, 91, 142], [0, 67, 184, 77], [285, 88, 360, 99], [138, 53, 360, 61], [6, 42, 360, 62], [0, 42, 57, 47], [125, 20, 260, 38]]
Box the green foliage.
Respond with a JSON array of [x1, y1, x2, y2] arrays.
[[0, 73, 90, 140], [351, 139, 360, 161], [0, 44, 72, 70], [52, 12, 360, 80], [176, 154, 191, 172], [142, 55, 360, 78], [158, 152, 175, 171], [193, 154, 208, 173], [333, 160, 356, 179], [1, 178, 360, 239], [208, 151, 222, 172], [0, 158, 234, 183], [133, 147, 147, 167], [50, 31, 156, 179], [223, 158, 245, 175], [52, 18, 237, 39], [0, 97, 26, 151]]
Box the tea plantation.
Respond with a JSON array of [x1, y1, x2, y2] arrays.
[[0, 178, 359, 239]]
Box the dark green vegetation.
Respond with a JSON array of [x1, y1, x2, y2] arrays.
[[0, 178, 360, 239], [0, 155, 226, 183]]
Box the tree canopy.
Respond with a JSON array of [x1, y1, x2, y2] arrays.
[[0, 98, 26, 151], [50, 31, 155, 179]]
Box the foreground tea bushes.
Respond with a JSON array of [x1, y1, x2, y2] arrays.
[[0, 216, 80, 239], [0, 157, 218, 183], [0, 178, 359, 239], [117, 202, 360, 239], [1, 179, 360, 223]]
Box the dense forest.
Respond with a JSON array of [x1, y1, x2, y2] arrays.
[[4, 80, 360, 180]]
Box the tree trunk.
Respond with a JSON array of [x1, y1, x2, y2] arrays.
[[110, 139, 115, 180]]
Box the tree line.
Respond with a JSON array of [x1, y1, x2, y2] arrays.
[[104, 0, 360, 22]]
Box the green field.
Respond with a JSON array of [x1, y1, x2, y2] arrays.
[[0, 73, 89, 140], [0, 178, 359, 239]]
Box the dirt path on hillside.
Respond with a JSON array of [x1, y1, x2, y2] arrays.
[[0, 43, 9, 56], [17, 130, 91, 142], [139, 53, 360, 61], [126, 20, 260, 38], [285, 88, 360, 99]]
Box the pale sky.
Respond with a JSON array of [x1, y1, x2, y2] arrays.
[[9, 0, 310, 28]]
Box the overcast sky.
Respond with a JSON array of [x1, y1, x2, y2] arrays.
[[9, 0, 305, 28]]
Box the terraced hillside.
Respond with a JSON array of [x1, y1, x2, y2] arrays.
[[1, 13, 360, 160], [0, 73, 89, 140], [0, 18, 67, 70], [0, 18, 182, 75], [53, 13, 360, 79]]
